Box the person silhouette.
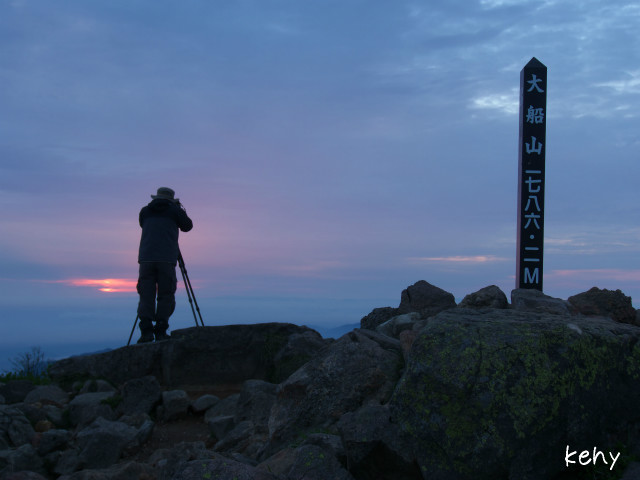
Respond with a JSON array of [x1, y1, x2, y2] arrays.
[[136, 187, 193, 342]]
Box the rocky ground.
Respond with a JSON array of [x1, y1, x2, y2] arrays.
[[2, 282, 640, 480]]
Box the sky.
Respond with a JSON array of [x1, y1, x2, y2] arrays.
[[1, 0, 639, 370]]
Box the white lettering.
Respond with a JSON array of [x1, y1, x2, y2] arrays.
[[525, 136, 543, 155], [610, 451, 620, 470], [524, 267, 539, 284], [564, 446, 621, 471], [579, 450, 590, 465]]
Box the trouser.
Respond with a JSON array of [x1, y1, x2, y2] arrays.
[[137, 262, 177, 335]]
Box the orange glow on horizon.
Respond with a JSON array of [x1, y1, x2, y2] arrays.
[[62, 278, 138, 293]]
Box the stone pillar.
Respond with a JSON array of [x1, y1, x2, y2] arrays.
[[516, 57, 547, 290]]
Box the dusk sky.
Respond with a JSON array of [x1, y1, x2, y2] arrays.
[[2, 0, 639, 369]]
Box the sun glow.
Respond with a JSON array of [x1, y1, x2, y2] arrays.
[[63, 278, 138, 293]]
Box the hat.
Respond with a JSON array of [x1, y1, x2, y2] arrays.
[[151, 187, 179, 203]]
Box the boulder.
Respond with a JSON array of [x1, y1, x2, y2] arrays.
[[391, 308, 640, 479], [234, 380, 277, 427], [160, 390, 190, 422], [0, 381, 35, 405], [511, 288, 574, 315], [23, 385, 70, 406], [190, 394, 219, 414], [56, 461, 157, 480], [259, 444, 355, 480], [376, 312, 423, 339], [75, 417, 143, 469], [265, 329, 403, 458], [207, 414, 235, 440], [68, 392, 116, 427], [0, 445, 45, 478], [49, 323, 324, 389], [205, 393, 239, 421], [398, 280, 456, 317], [459, 285, 509, 309], [171, 454, 279, 480], [360, 306, 399, 331], [78, 379, 116, 394], [337, 405, 421, 479], [35, 428, 71, 456], [1, 471, 49, 480], [148, 441, 212, 478], [0, 405, 35, 448], [568, 287, 638, 325], [271, 330, 328, 383], [118, 375, 162, 416]]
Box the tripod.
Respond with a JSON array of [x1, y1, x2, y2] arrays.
[[127, 248, 204, 346]]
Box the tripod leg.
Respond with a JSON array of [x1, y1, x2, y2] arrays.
[[178, 255, 199, 327], [127, 315, 139, 346], [178, 251, 205, 327]]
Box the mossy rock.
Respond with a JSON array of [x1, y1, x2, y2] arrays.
[[391, 308, 640, 479]]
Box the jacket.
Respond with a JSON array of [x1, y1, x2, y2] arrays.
[[138, 199, 193, 264]]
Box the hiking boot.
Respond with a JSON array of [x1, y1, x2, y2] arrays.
[[137, 333, 154, 344], [155, 331, 170, 342]]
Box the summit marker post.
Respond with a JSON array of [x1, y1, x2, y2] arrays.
[[516, 57, 547, 290]]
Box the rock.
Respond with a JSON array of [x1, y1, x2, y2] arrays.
[[148, 441, 212, 478], [0, 445, 45, 478], [14, 403, 48, 426], [119, 375, 162, 416], [172, 454, 279, 480], [259, 444, 355, 480], [56, 461, 157, 480], [398, 280, 456, 317], [53, 448, 81, 476], [265, 329, 403, 458], [207, 414, 235, 440], [390, 308, 640, 479], [568, 287, 638, 325], [49, 323, 323, 389], [42, 404, 65, 428], [79, 379, 116, 394], [213, 420, 257, 454], [271, 330, 328, 383], [68, 392, 116, 427], [204, 393, 239, 421], [337, 405, 420, 479], [398, 329, 419, 362], [75, 417, 142, 469], [23, 385, 70, 406], [0, 381, 35, 405], [511, 288, 574, 315], [33, 419, 54, 433], [360, 306, 400, 331], [376, 312, 423, 338], [190, 394, 219, 413], [36, 428, 71, 456], [459, 285, 509, 309], [1, 471, 49, 480], [160, 390, 190, 421], [0, 405, 35, 448], [622, 461, 640, 480], [235, 380, 277, 427]]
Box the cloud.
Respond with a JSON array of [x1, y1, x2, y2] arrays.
[[548, 269, 640, 283], [596, 70, 640, 95], [407, 255, 508, 264], [470, 90, 519, 115]]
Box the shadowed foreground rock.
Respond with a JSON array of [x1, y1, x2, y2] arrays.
[[391, 308, 640, 479], [49, 323, 328, 389], [3, 282, 640, 480]]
